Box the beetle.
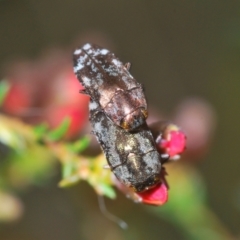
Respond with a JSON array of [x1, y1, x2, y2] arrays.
[[73, 43, 148, 131], [89, 99, 162, 192]]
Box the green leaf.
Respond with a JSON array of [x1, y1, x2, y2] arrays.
[[33, 123, 49, 139], [47, 117, 71, 141], [6, 142, 55, 187], [99, 183, 116, 199], [58, 175, 81, 188], [62, 160, 75, 179], [59, 160, 80, 188], [0, 80, 10, 106], [67, 136, 90, 153]]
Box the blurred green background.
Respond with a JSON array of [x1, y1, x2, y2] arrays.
[[0, 1, 240, 239]]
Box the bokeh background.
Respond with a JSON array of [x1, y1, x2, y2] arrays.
[[0, 1, 240, 239]]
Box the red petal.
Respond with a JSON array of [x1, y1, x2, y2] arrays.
[[158, 128, 186, 158], [166, 130, 186, 157], [46, 104, 88, 138], [3, 84, 32, 114], [136, 182, 168, 206]]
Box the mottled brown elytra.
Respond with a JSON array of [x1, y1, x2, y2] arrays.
[[89, 100, 161, 192], [73, 43, 148, 131]]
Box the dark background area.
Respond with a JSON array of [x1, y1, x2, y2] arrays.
[[0, 1, 240, 239]]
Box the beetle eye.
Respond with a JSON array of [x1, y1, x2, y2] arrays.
[[130, 186, 138, 192], [141, 108, 148, 119], [153, 175, 160, 184], [120, 120, 129, 130]]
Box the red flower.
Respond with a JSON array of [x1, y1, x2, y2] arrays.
[[156, 124, 186, 160], [2, 83, 32, 115], [45, 69, 89, 138], [136, 169, 168, 206], [46, 104, 88, 138], [114, 169, 168, 206], [136, 182, 168, 206]]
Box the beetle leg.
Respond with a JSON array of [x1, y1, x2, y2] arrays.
[[125, 62, 131, 71], [161, 154, 170, 164], [79, 89, 89, 95]]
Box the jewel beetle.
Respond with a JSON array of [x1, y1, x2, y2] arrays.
[[73, 43, 148, 131], [89, 99, 162, 192]]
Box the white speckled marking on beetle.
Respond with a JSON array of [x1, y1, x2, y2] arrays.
[[94, 121, 103, 135], [73, 63, 84, 73], [83, 43, 91, 50], [90, 63, 98, 73], [112, 59, 121, 67], [100, 49, 109, 55], [96, 74, 104, 85], [89, 100, 98, 110], [86, 60, 91, 66], [88, 49, 93, 54], [82, 76, 92, 86], [79, 55, 88, 64], [74, 49, 82, 55]]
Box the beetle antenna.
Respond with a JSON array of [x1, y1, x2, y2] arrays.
[[97, 195, 128, 230]]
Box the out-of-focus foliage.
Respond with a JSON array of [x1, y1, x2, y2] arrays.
[[149, 163, 234, 240], [0, 109, 117, 221], [0, 88, 117, 205], [0, 81, 9, 106]]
